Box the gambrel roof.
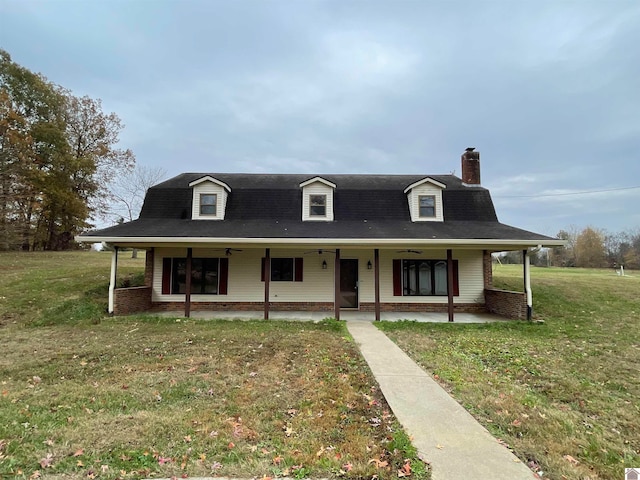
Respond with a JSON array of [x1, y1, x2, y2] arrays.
[[80, 173, 560, 247]]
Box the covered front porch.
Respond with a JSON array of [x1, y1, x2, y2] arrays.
[[105, 241, 540, 322]]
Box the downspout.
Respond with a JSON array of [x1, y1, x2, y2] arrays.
[[374, 248, 380, 321], [523, 249, 532, 320], [108, 246, 118, 314]]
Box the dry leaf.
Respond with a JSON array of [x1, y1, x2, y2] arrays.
[[72, 449, 84, 457], [398, 461, 412, 477], [563, 454, 579, 465], [39, 453, 54, 468], [368, 458, 389, 468]]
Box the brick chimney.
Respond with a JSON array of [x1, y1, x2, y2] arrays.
[[461, 147, 481, 185]]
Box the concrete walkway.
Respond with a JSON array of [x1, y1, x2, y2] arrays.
[[346, 320, 536, 480]]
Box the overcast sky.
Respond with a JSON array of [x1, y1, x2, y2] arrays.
[[2, 0, 639, 236]]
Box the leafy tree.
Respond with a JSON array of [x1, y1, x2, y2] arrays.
[[0, 49, 135, 250], [574, 226, 606, 268]]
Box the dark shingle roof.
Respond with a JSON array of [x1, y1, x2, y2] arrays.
[[83, 173, 554, 242]]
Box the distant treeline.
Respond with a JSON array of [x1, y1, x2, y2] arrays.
[[497, 226, 640, 269]]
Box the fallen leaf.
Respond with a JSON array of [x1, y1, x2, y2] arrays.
[[183, 435, 192, 443], [563, 454, 579, 465], [76, 460, 84, 467], [342, 462, 353, 471], [273, 455, 283, 465], [436, 444, 444, 450], [397, 461, 412, 477], [39, 453, 54, 468], [30, 471, 41, 479], [73, 449, 84, 457], [228, 442, 235, 449], [101, 465, 109, 473], [284, 425, 295, 437], [368, 458, 389, 468]]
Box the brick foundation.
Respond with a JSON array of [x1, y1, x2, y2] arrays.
[[359, 302, 487, 313], [114, 286, 152, 315], [485, 288, 527, 319], [150, 301, 335, 313]]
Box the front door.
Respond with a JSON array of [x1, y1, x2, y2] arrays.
[[340, 259, 358, 308]]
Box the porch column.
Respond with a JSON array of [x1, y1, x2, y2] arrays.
[[185, 247, 192, 318], [108, 247, 118, 314], [523, 249, 532, 320], [374, 248, 380, 321], [334, 248, 341, 320], [264, 248, 270, 320], [447, 249, 454, 322]]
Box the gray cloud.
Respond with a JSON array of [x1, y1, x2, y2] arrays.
[[1, 0, 639, 234]]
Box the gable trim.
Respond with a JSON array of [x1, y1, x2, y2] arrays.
[[188, 176, 232, 192], [403, 177, 447, 193], [299, 177, 337, 189]]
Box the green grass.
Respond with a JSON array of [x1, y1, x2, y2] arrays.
[[379, 264, 640, 480], [0, 251, 429, 479]]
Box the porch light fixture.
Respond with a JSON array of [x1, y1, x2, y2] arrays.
[[322, 260, 327, 269], [367, 260, 372, 270]]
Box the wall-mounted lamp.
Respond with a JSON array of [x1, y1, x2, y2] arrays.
[[322, 260, 328, 270], [367, 260, 372, 270]]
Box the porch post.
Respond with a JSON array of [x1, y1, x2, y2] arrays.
[[447, 249, 454, 322], [334, 248, 341, 320], [523, 249, 532, 320], [108, 247, 118, 314], [185, 247, 192, 318], [264, 248, 270, 320], [374, 248, 380, 321]]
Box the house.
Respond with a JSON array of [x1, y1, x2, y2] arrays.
[[76, 148, 564, 321]]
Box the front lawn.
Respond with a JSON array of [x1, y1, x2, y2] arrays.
[[0, 251, 428, 479], [379, 265, 640, 480]]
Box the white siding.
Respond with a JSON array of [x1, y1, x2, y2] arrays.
[[152, 247, 485, 306], [301, 182, 334, 221], [191, 182, 229, 220], [407, 184, 444, 222]]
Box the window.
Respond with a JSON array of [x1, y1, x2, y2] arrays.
[[171, 258, 219, 294], [418, 195, 435, 218], [309, 195, 326, 216], [402, 259, 448, 296], [200, 194, 217, 216], [262, 257, 303, 282]]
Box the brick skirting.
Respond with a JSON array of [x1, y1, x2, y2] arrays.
[[150, 301, 335, 313], [114, 286, 152, 315], [485, 288, 527, 319], [359, 302, 487, 313], [148, 301, 486, 314]]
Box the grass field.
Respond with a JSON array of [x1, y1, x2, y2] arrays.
[[0, 251, 428, 480], [380, 264, 640, 480]]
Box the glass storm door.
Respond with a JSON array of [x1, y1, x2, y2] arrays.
[[340, 259, 359, 308]]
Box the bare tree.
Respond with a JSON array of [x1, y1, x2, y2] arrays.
[[108, 164, 167, 257]]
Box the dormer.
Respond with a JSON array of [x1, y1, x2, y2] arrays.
[[189, 176, 231, 220], [299, 177, 336, 221], [404, 177, 446, 222]]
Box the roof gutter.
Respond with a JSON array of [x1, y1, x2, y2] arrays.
[[76, 235, 566, 249]]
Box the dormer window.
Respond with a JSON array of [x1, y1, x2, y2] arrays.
[[404, 177, 446, 222], [189, 176, 231, 220], [200, 194, 217, 216], [418, 195, 435, 218], [300, 177, 335, 221], [310, 195, 327, 216]]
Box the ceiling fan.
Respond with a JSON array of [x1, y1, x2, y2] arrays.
[[211, 248, 244, 256], [396, 249, 423, 254], [303, 249, 337, 255]]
